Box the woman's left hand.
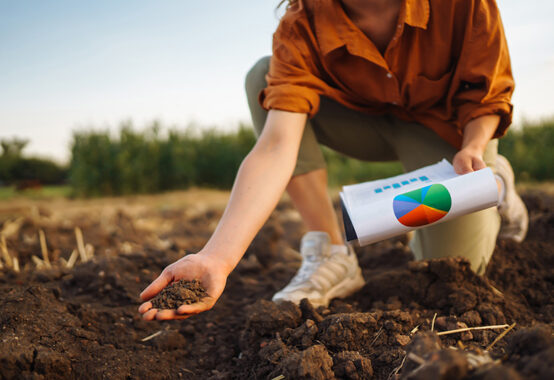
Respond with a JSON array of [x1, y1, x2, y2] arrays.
[[452, 146, 487, 175]]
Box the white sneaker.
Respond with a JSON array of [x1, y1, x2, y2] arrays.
[[272, 231, 365, 308], [496, 155, 528, 243]]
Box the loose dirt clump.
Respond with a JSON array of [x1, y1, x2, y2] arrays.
[[150, 279, 208, 309]]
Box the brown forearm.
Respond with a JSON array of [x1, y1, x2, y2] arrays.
[[461, 114, 500, 153]]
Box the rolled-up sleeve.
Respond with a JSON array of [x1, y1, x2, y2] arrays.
[[453, 0, 514, 137], [259, 16, 328, 118]]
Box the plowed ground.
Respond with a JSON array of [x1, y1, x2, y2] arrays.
[[0, 190, 552, 379]]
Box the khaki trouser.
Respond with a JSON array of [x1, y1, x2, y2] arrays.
[[245, 56, 500, 275]]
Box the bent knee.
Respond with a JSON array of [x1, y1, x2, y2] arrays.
[[410, 208, 501, 275]]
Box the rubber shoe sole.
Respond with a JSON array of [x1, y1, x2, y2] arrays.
[[306, 267, 365, 308]]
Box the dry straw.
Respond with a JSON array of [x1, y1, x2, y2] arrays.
[[1, 235, 19, 272], [75, 227, 88, 262], [66, 249, 79, 269], [369, 327, 384, 347], [436, 324, 510, 336], [12, 257, 19, 272], [431, 312, 438, 331], [141, 330, 163, 342], [32, 255, 45, 269], [485, 322, 517, 351], [38, 229, 52, 268], [1, 217, 24, 239], [85, 243, 95, 261], [1, 235, 13, 268]]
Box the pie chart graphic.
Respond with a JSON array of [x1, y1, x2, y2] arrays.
[[393, 184, 452, 227]]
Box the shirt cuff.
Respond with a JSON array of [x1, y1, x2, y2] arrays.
[[458, 101, 513, 138], [259, 84, 320, 118]]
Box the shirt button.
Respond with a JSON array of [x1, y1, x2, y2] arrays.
[[392, 101, 398, 105], [397, 24, 402, 29], [386, 73, 393, 79]]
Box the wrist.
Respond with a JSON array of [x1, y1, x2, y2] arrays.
[[198, 249, 236, 276], [461, 114, 499, 155], [460, 143, 486, 156]]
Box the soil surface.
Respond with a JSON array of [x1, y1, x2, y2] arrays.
[[0, 190, 552, 379], [150, 279, 208, 310]]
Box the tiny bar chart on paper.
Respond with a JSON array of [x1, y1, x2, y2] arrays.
[[340, 159, 499, 246]]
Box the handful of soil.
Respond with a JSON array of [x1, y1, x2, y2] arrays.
[[150, 279, 208, 310]]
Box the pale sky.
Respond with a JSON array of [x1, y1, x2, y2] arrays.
[[1, 0, 553, 163]]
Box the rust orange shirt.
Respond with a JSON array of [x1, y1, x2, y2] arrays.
[[260, 0, 514, 149]]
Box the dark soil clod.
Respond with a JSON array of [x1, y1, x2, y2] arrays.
[[150, 279, 208, 309]]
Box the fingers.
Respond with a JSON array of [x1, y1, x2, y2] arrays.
[[141, 307, 193, 321], [453, 156, 473, 175], [453, 152, 487, 175], [138, 301, 153, 314], [155, 309, 192, 321], [139, 299, 212, 321], [472, 157, 487, 171], [177, 298, 215, 315], [140, 270, 172, 301], [142, 308, 159, 321]]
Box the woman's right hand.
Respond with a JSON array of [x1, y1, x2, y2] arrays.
[[138, 252, 229, 321], [138, 111, 307, 321]]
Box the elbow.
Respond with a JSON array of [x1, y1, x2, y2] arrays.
[[251, 131, 298, 161], [239, 137, 298, 176]]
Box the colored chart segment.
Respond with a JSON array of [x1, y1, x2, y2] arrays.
[[393, 184, 452, 227]]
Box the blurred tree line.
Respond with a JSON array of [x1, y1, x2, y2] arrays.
[[1, 118, 553, 196], [498, 118, 554, 182], [69, 121, 256, 196], [68, 120, 409, 196], [0, 138, 67, 187]]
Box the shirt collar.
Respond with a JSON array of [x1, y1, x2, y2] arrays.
[[315, 0, 430, 56]]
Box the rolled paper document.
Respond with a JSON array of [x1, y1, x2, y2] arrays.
[[340, 159, 499, 246]]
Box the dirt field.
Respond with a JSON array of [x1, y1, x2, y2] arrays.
[[0, 189, 552, 379]]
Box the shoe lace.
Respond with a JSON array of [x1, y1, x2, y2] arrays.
[[289, 245, 322, 283], [290, 247, 348, 290]]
